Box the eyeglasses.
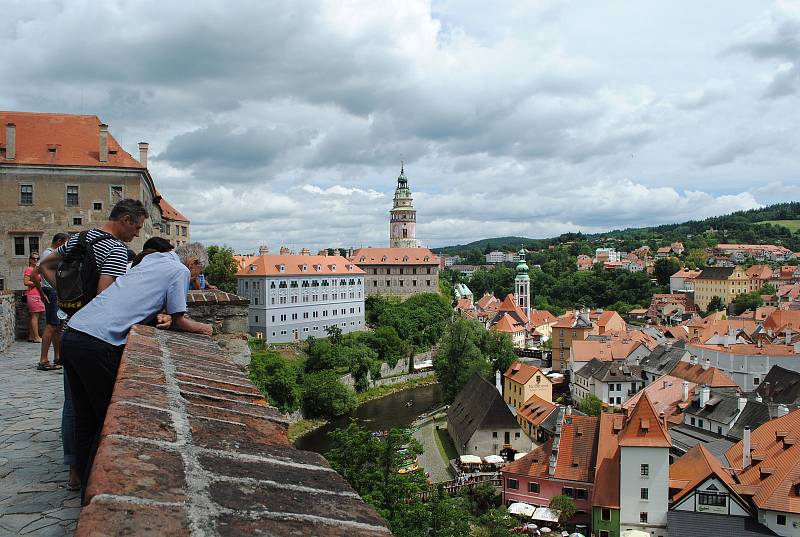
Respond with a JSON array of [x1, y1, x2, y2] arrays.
[[30, 257, 39, 261]]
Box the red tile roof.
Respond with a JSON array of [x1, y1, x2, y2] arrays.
[[618, 390, 672, 448], [498, 293, 529, 325], [623, 374, 695, 426], [350, 247, 438, 265], [517, 395, 557, 428], [763, 310, 800, 333], [669, 444, 742, 504], [236, 254, 365, 277], [0, 111, 144, 169], [554, 415, 600, 482], [529, 309, 558, 327], [746, 265, 774, 280], [669, 362, 738, 388], [504, 362, 544, 385], [492, 313, 524, 334], [593, 412, 622, 508], [726, 410, 800, 514], [571, 340, 643, 362], [158, 197, 189, 222]]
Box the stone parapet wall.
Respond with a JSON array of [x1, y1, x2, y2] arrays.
[[0, 291, 15, 352], [75, 325, 389, 537], [187, 289, 251, 367], [14, 290, 45, 341]]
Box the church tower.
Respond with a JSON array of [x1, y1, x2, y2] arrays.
[[389, 164, 421, 248], [515, 249, 530, 320]]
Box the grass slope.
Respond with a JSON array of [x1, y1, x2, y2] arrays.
[[756, 220, 800, 232]]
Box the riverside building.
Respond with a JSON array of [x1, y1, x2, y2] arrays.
[[236, 252, 366, 343]]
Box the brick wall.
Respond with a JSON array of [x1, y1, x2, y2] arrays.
[[186, 289, 251, 367], [0, 291, 15, 352], [76, 325, 389, 536]]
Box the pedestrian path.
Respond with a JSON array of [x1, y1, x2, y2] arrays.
[[413, 415, 453, 483], [0, 342, 80, 536]]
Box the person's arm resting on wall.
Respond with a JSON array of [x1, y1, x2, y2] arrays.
[[165, 270, 212, 336]]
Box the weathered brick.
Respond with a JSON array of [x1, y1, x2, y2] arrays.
[[102, 401, 177, 442], [76, 500, 190, 537], [210, 480, 386, 528], [180, 381, 266, 407], [189, 415, 288, 454], [86, 436, 186, 504], [186, 398, 287, 425], [111, 378, 170, 409], [213, 515, 389, 537]]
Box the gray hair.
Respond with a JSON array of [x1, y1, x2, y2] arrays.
[[109, 198, 148, 222], [175, 242, 209, 267]]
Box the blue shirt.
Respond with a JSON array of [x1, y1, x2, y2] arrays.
[[68, 251, 190, 346]]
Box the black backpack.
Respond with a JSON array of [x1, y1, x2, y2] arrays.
[[56, 230, 117, 316]]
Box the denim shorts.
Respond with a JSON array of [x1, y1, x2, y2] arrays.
[[43, 287, 62, 326]]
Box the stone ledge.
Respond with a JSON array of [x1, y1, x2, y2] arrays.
[[76, 325, 389, 537], [187, 289, 250, 307]]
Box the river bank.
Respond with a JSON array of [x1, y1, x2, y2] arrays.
[[288, 375, 438, 442]]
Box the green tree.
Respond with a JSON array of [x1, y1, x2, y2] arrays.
[[433, 319, 492, 402], [325, 324, 343, 345], [426, 486, 472, 537], [683, 248, 708, 269], [301, 370, 357, 419], [653, 257, 681, 287], [475, 507, 515, 537], [205, 245, 238, 293], [707, 295, 725, 312], [732, 291, 764, 315], [479, 330, 517, 375], [248, 351, 301, 412], [578, 394, 603, 417], [758, 283, 777, 295], [461, 481, 501, 517], [549, 494, 577, 524]]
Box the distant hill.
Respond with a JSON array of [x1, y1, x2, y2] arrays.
[[436, 202, 800, 254]]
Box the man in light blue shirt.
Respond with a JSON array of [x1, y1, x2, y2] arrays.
[[61, 244, 212, 499]]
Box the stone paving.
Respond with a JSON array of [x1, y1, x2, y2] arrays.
[[0, 341, 80, 537], [413, 415, 454, 483]]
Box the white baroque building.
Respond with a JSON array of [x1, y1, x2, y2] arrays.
[[236, 253, 366, 343]]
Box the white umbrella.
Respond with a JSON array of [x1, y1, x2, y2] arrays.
[[532, 507, 560, 523], [483, 455, 504, 464], [621, 531, 650, 537], [507, 502, 536, 517], [569, 534, 586, 537], [459, 455, 482, 464], [514, 452, 528, 460], [540, 528, 552, 534]]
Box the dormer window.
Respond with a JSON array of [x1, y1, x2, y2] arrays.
[[331, 264, 336, 271], [302, 264, 308, 272], [381, 256, 388, 262], [403, 256, 409, 262], [424, 256, 430, 261], [249, 264, 256, 272], [360, 257, 366, 262], [794, 483, 800, 496], [279, 264, 285, 272], [315, 264, 322, 272]]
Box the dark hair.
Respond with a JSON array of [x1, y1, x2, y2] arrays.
[[109, 199, 148, 223], [51, 232, 70, 246], [142, 237, 174, 252], [126, 249, 136, 262], [131, 249, 157, 268]]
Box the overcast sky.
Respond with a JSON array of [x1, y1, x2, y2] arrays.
[[3, 1, 799, 252]]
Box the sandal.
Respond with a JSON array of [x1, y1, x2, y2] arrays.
[[66, 482, 81, 492], [36, 362, 60, 371]]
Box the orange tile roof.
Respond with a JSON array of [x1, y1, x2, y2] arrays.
[[498, 293, 529, 325], [691, 343, 796, 356], [623, 374, 695, 426], [517, 395, 557, 428], [726, 410, 800, 514], [476, 293, 499, 310], [492, 313, 524, 334], [571, 340, 643, 362], [671, 268, 703, 279], [697, 319, 758, 343], [0, 111, 144, 169], [746, 265, 774, 280], [554, 415, 600, 482], [236, 254, 365, 277], [455, 298, 472, 311], [504, 362, 545, 386], [502, 439, 552, 478], [669, 444, 742, 504], [350, 247, 438, 265], [529, 309, 558, 327], [593, 412, 622, 508], [764, 310, 800, 333], [618, 390, 672, 448], [158, 197, 189, 222], [670, 362, 738, 388], [597, 310, 624, 329]]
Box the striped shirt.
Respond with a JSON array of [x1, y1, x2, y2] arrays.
[[56, 229, 129, 278]]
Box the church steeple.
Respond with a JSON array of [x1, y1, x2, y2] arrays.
[[389, 163, 421, 248]]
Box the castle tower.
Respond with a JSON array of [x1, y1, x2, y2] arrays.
[[515, 249, 530, 320], [389, 163, 421, 248]]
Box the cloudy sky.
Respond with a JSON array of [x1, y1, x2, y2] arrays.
[[2, 1, 799, 252]]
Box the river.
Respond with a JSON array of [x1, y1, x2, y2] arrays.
[[294, 382, 444, 454]]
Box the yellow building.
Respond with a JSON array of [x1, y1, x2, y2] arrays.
[[503, 362, 553, 408], [693, 266, 758, 311]]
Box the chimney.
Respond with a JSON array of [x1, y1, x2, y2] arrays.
[[700, 385, 710, 407], [786, 329, 792, 346], [258, 245, 269, 256], [703, 358, 710, 371], [99, 124, 109, 162], [743, 426, 751, 468], [778, 404, 789, 418], [690, 354, 698, 366], [4, 123, 15, 160], [138, 142, 149, 167], [682, 380, 689, 401], [495, 370, 502, 395], [738, 396, 747, 413], [279, 246, 291, 255], [755, 393, 763, 403]]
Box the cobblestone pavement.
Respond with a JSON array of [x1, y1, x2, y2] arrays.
[[413, 415, 454, 483], [0, 342, 80, 537]]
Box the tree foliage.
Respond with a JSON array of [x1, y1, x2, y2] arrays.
[[301, 370, 357, 419], [549, 494, 577, 524], [205, 245, 238, 293], [366, 293, 452, 350], [654, 257, 681, 287], [732, 291, 764, 315], [433, 319, 492, 402], [708, 295, 725, 313], [577, 394, 603, 417], [248, 351, 302, 413]]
